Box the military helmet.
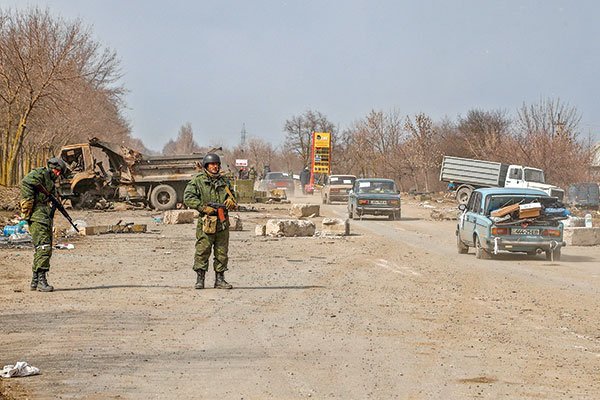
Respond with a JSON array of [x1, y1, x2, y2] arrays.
[[202, 153, 221, 168], [47, 157, 69, 174]]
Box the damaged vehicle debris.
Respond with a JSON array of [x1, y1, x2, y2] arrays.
[[58, 138, 204, 210], [456, 188, 569, 261]]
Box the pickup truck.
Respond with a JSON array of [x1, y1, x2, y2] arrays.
[[58, 138, 205, 210], [456, 188, 567, 261], [440, 155, 564, 204]]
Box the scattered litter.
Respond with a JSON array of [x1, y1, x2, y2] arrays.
[[82, 221, 147, 235], [152, 215, 163, 224], [1, 361, 40, 378], [54, 243, 75, 250], [3, 220, 28, 236]]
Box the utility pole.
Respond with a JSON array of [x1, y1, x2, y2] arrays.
[[240, 123, 247, 150]]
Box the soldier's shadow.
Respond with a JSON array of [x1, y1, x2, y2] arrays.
[[54, 284, 325, 291]]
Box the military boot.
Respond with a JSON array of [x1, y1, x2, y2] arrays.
[[194, 269, 206, 289], [30, 270, 39, 291], [214, 271, 233, 289], [37, 270, 54, 292]]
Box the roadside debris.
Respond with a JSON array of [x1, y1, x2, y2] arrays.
[[54, 243, 75, 250], [81, 221, 147, 235], [230, 215, 243, 231], [1, 361, 40, 378], [320, 218, 350, 236], [163, 210, 197, 224], [265, 219, 316, 237], [290, 204, 320, 218], [430, 208, 458, 221]]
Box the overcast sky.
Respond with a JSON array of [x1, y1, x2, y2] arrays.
[[1, 0, 599, 151]]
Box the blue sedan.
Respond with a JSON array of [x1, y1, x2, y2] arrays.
[[347, 178, 401, 220]]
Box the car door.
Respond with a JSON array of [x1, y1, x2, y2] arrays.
[[460, 191, 481, 246]]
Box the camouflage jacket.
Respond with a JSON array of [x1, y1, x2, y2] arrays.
[[20, 167, 57, 225], [183, 171, 235, 230]]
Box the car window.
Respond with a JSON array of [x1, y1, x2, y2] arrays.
[[466, 192, 476, 212], [329, 176, 356, 185], [266, 172, 290, 180], [472, 192, 482, 214], [357, 181, 396, 194], [486, 195, 546, 215], [509, 168, 523, 180]]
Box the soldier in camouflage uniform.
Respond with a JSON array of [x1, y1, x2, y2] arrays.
[[20, 157, 69, 292], [184, 153, 237, 289]]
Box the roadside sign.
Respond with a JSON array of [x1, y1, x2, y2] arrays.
[[311, 132, 331, 174], [235, 159, 248, 167]]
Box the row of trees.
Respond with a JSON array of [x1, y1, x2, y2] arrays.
[[0, 8, 142, 186], [163, 98, 593, 192]]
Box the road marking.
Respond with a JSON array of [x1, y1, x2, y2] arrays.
[[373, 259, 422, 276]]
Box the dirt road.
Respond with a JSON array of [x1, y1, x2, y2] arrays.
[[1, 196, 598, 399]]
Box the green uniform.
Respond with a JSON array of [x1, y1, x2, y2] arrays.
[[184, 171, 234, 273], [20, 167, 57, 272]]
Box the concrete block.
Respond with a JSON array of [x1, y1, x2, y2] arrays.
[[163, 210, 197, 224], [563, 227, 600, 246], [230, 215, 243, 231], [290, 203, 320, 218], [255, 224, 266, 236], [321, 218, 350, 236], [265, 219, 316, 237]]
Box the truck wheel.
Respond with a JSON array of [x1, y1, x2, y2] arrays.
[[475, 236, 492, 259], [456, 186, 472, 205], [150, 184, 177, 210], [457, 234, 469, 254], [545, 248, 561, 261]]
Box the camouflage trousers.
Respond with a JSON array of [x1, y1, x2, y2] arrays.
[[193, 226, 230, 272], [30, 221, 53, 272]]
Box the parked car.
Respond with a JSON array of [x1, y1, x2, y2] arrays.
[[347, 178, 401, 220], [257, 172, 295, 196], [322, 175, 356, 204], [456, 187, 567, 260]]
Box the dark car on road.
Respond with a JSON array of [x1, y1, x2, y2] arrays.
[[257, 172, 295, 196], [347, 178, 401, 220]]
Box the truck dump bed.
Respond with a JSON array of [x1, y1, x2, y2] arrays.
[[440, 156, 508, 187], [133, 154, 203, 183]]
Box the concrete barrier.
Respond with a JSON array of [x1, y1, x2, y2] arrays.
[[563, 227, 600, 246]]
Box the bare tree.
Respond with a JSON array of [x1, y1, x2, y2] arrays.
[[162, 122, 200, 155], [0, 7, 124, 185], [283, 110, 336, 168], [456, 109, 511, 160]]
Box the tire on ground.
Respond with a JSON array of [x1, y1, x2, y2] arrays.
[[150, 184, 178, 210]]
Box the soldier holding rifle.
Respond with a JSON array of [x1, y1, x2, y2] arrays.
[[20, 157, 71, 292], [184, 153, 237, 290]]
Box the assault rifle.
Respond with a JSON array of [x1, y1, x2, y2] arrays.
[[207, 202, 228, 222], [35, 184, 79, 232]]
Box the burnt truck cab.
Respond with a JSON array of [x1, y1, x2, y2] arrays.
[[59, 138, 204, 210], [456, 188, 568, 261]]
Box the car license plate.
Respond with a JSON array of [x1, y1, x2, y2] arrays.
[[512, 228, 540, 235], [370, 200, 387, 205]]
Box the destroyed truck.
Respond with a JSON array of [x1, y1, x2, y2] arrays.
[[456, 188, 568, 261], [58, 138, 204, 210], [440, 155, 565, 205]]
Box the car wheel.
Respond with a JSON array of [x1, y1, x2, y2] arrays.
[[388, 212, 395, 221], [545, 248, 561, 261], [457, 233, 468, 254], [475, 236, 492, 259]]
